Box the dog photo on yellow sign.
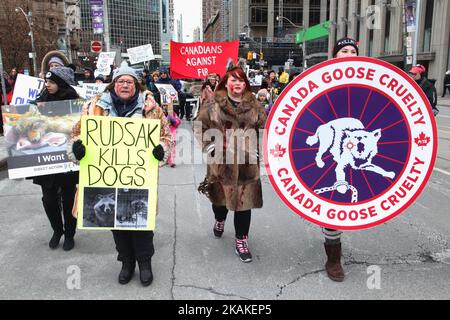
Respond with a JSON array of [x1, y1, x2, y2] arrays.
[[77, 115, 160, 231]]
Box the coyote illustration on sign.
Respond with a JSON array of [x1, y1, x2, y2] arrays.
[[306, 118, 395, 194]]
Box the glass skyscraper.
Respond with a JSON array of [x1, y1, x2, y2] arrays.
[[78, 0, 161, 60]]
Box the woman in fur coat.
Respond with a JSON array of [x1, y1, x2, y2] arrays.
[[194, 62, 266, 263]]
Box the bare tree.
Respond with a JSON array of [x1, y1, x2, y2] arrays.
[[0, 0, 61, 75]]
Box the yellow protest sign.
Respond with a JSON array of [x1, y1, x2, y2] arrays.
[[77, 115, 160, 231]]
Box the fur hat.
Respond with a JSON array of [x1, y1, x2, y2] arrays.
[[333, 38, 359, 57], [45, 66, 76, 87], [40, 51, 70, 77], [112, 61, 138, 82], [257, 88, 269, 99]]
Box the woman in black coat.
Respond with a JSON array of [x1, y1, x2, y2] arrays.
[[32, 66, 79, 251]]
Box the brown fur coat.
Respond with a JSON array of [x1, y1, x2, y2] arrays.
[[194, 89, 266, 211]]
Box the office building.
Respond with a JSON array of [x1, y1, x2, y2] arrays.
[[78, 0, 161, 67]]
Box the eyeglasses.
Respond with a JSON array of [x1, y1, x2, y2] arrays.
[[116, 79, 135, 86]]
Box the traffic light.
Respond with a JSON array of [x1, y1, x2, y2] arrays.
[[260, 52, 264, 60], [247, 51, 253, 61]]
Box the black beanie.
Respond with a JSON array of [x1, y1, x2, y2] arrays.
[[333, 38, 359, 57]]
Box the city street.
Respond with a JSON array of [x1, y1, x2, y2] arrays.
[[0, 102, 449, 300]]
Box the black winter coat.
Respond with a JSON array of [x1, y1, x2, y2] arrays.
[[417, 77, 437, 109], [31, 84, 79, 187]]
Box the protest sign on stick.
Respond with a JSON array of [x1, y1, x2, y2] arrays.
[[77, 116, 160, 231], [127, 44, 155, 65]]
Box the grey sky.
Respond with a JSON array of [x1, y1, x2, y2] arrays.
[[173, 0, 202, 42]]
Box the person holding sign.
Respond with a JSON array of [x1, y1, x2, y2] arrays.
[[408, 64, 439, 116], [31, 66, 80, 251], [200, 73, 218, 108], [314, 37, 360, 282], [161, 99, 181, 168], [69, 61, 173, 287], [194, 60, 266, 263]]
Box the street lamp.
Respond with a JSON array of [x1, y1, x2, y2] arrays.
[[15, 7, 38, 76], [276, 15, 307, 69]]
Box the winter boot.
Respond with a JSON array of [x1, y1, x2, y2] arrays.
[[49, 232, 63, 249], [63, 237, 75, 251], [118, 261, 136, 285], [138, 260, 153, 287], [235, 236, 252, 263], [213, 219, 225, 238], [324, 243, 345, 282]]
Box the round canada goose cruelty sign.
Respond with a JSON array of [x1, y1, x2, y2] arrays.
[[264, 57, 437, 230]]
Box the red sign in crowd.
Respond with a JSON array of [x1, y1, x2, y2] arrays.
[[170, 40, 239, 79]]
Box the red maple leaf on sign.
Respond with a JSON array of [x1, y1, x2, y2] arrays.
[[414, 132, 431, 149], [270, 143, 286, 158]]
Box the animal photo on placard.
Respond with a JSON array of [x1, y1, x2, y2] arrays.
[[116, 188, 149, 229], [2, 100, 82, 156], [83, 187, 116, 228]]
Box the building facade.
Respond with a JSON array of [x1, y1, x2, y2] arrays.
[[0, 0, 71, 75], [78, 0, 162, 68], [161, 0, 174, 66], [193, 26, 201, 42], [202, 0, 223, 42], [177, 15, 183, 42], [202, 0, 449, 94], [328, 0, 450, 95]]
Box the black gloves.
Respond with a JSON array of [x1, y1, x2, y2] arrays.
[[73, 140, 86, 161], [73, 140, 164, 162], [152, 144, 164, 161]]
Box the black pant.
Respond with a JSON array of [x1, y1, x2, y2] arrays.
[[41, 184, 77, 237], [184, 100, 192, 120], [212, 204, 251, 238], [178, 95, 186, 119], [443, 85, 450, 97], [112, 230, 154, 263]]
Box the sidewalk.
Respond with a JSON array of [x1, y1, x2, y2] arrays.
[[0, 135, 7, 169], [437, 96, 450, 108]]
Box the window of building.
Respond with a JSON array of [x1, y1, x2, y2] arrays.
[[423, 0, 434, 52], [310, 0, 321, 25], [283, 7, 303, 25], [250, 0, 267, 5], [448, 36, 450, 70], [356, 0, 361, 41], [344, 0, 349, 37], [162, 0, 167, 33], [251, 6, 268, 24], [384, 0, 391, 52], [327, 0, 331, 20]]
